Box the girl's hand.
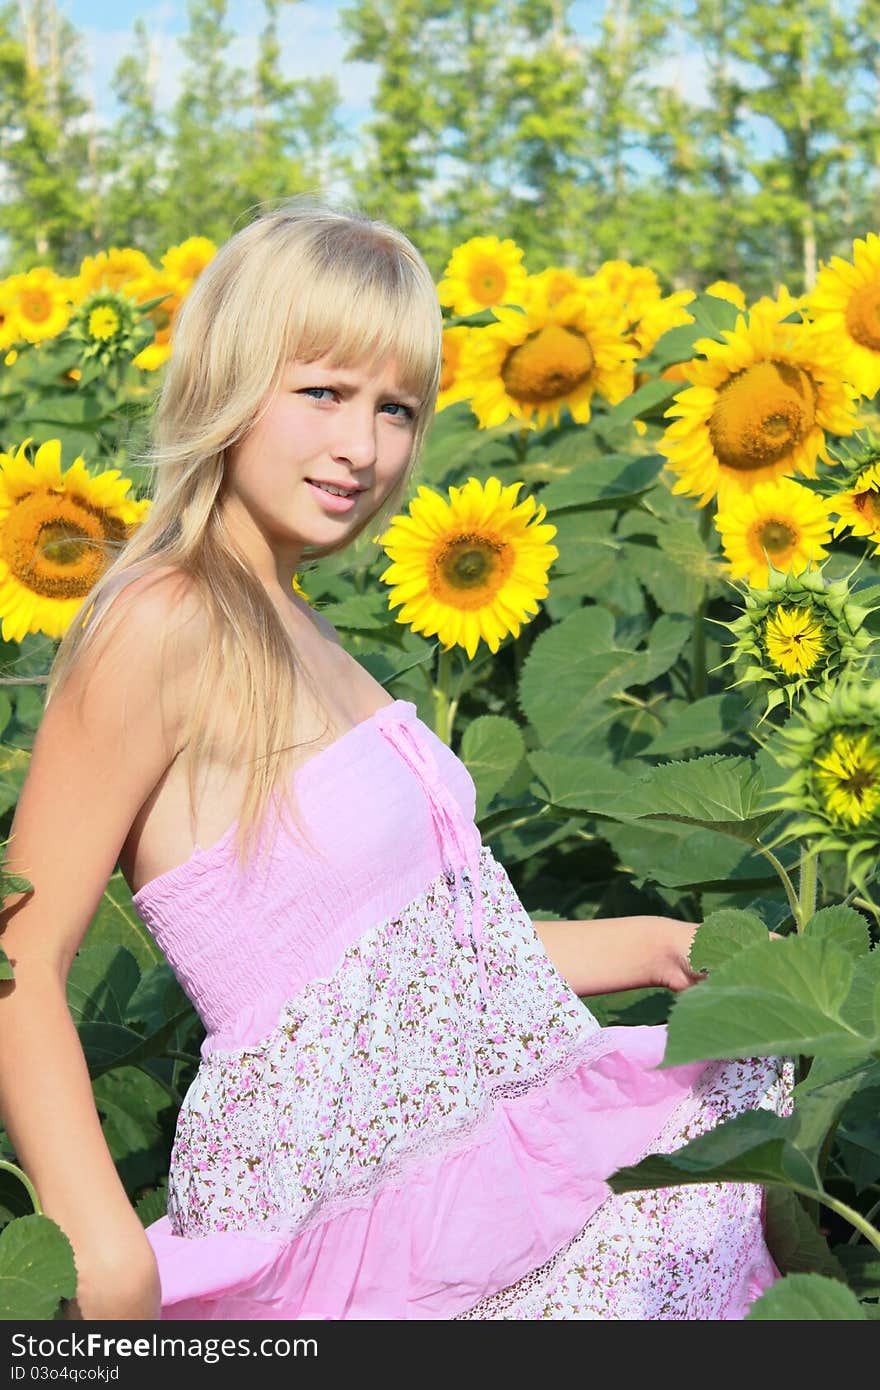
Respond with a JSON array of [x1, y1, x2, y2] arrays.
[[650, 919, 785, 993], [649, 918, 706, 993]]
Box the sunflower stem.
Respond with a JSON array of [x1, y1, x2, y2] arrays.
[[754, 841, 800, 925], [0, 1158, 41, 1214], [433, 644, 453, 744], [516, 428, 530, 464], [797, 847, 819, 931]]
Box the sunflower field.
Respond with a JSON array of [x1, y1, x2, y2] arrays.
[[1, 229, 880, 1321]]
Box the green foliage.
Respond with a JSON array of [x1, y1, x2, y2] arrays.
[[0, 1214, 76, 1320]]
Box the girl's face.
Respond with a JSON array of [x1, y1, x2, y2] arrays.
[[221, 352, 422, 580]]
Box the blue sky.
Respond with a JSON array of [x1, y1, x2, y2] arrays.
[[60, 1, 655, 127]]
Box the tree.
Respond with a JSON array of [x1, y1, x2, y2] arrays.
[[0, 0, 98, 270]]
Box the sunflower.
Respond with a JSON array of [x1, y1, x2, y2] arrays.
[[68, 289, 146, 366], [714, 476, 833, 587], [127, 269, 184, 371], [456, 290, 637, 430], [377, 476, 559, 660], [580, 260, 695, 354], [659, 300, 859, 506], [763, 678, 880, 888], [705, 281, 746, 311], [520, 267, 590, 312], [160, 236, 216, 292], [437, 236, 530, 317], [829, 462, 880, 551], [5, 269, 72, 344], [806, 233, 880, 399], [0, 439, 150, 642], [72, 247, 155, 301], [716, 563, 876, 715], [0, 280, 20, 351], [436, 326, 473, 412]]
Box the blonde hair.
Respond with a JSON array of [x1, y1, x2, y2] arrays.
[[45, 197, 443, 874]]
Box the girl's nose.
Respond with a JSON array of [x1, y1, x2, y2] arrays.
[[332, 418, 378, 468]]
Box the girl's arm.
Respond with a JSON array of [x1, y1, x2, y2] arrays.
[[0, 571, 203, 1320], [532, 915, 704, 997]]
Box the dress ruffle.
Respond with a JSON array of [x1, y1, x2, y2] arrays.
[[148, 1025, 711, 1319]]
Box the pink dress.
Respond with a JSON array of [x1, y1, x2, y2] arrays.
[[134, 698, 793, 1320]]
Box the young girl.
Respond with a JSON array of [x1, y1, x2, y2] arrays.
[[0, 201, 792, 1322]]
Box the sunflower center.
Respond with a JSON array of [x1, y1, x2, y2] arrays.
[[434, 532, 512, 610], [468, 263, 506, 306], [814, 731, 880, 827], [21, 290, 52, 323], [854, 486, 880, 523], [709, 360, 816, 471], [764, 605, 825, 677], [501, 324, 594, 403], [755, 519, 796, 554], [1, 492, 127, 599], [88, 305, 121, 341], [845, 283, 880, 352]]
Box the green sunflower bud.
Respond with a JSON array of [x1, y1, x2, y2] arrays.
[[712, 560, 878, 718], [68, 289, 153, 367], [759, 677, 880, 892]]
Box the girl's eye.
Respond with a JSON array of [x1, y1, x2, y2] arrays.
[[381, 402, 415, 420], [300, 387, 336, 401]]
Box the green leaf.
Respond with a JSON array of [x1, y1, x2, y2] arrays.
[[833, 1245, 880, 1299], [763, 1185, 849, 1281], [0, 1214, 77, 1320], [687, 909, 769, 972], [538, 453, 662, 510], [628, 756, 772, 836], [836, 1078, 880, 1193], [791, 1055, 880, 1167], [805, 906, 872, 958], [67, 945, 140, 1025], [0, 745, 31, 817], [607, 1109, 819, 1194], [93, 1067, 176, 1191], [527, 752, 632, 813], [126, 963, 192, 1034], [746, 1272, 868, 1320], [0, 948, 11, 983], [135, 1181, 169, 1229], [663, 936, 878, 1067], [645, 694, 750, 756], [82, 870, 164, 972], [604, 821, 773, 890], [0, 1164, 35, 1229], [460, 715, 526, 817], [606, 379, 680, 425]]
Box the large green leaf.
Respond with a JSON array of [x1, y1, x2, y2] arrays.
[[0, 1214, 77, 1320], [603, 821, 774, 891], [460, 715, 525, 818], [528, 752, 632, 813], [836, 1077, 880, 1193], [746, 1272, 868, 1320], [67, 944, 140, 1025], [93, 1066, 175, 1192], [662, 937, 880, 1066], [645, 694, 750, 756], [791, 1055, 880, 1167], [83, 870, 164, 971], [537, 751, 776, 843]]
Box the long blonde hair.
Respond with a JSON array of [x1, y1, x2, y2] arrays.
[[45, 198, 443, 873]]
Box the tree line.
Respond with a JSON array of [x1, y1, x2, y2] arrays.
[[1, 0, 878, 292]]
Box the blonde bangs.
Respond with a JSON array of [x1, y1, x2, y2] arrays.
[[276, 223, 442, 423]]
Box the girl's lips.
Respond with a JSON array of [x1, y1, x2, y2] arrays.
[[305, 479, 358, 512]]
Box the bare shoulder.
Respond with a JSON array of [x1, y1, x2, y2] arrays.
[[311, 606, 342, 646]]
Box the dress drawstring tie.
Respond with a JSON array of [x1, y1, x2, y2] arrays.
[[376, 713, 490, 1009]]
